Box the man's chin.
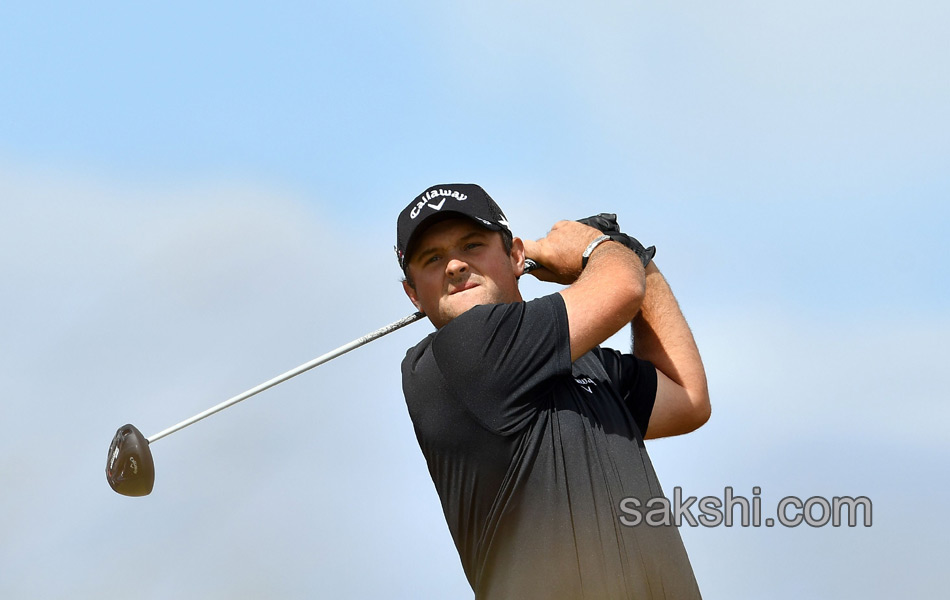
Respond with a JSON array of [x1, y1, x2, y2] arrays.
[[440, 290, 491, 323]]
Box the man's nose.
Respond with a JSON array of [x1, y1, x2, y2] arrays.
[[446, 257, 468, 276]]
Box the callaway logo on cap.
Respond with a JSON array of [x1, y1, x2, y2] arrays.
[[395, 183, 510, 270]]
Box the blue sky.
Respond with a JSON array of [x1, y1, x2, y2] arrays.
[[1, 1, 948, 598]]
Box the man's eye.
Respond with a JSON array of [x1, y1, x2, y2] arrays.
[[425, 255, 441, 264], [465, 242, 483, 250]]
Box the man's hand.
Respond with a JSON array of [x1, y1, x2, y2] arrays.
[[577, 213, 656, 268], [576, 213, 622, 234], [522, 221, 606, 285]]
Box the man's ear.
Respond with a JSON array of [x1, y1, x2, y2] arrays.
[[402, 279, 423, 312], [510, 236, 526, 277]]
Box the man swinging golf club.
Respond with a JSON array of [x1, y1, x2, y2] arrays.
[[397, 183, 710, 599]]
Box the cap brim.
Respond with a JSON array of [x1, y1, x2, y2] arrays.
[[402, 211, 503, 269]]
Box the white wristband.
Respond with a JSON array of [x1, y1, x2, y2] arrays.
[[581, 235, 612, 269]]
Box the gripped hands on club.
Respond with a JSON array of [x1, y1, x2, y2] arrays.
[[522, 220, 615, 285]]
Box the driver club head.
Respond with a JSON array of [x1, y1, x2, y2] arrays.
[[106, 424, 155, 497]]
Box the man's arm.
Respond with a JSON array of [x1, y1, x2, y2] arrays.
[[633, 263, 710, 439], [522, 221, 645, 362]]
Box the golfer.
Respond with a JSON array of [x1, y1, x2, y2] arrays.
[[397, 183, 709, 599]]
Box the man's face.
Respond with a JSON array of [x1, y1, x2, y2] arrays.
[[403, 217, 525, 329]]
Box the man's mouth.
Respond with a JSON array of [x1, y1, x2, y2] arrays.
[[450, 282, 479, 295]]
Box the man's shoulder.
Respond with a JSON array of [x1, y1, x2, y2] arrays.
[[402, 329, 436, 370], [399, 304, 498, 376], [401, 293, 569, 377], [441, 293, 565, 338]]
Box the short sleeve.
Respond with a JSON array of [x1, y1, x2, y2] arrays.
[[429, 294, 573, 434], [592, 347, 658, 437]]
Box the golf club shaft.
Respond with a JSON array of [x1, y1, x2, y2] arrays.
[[147, 311, 426, 443], [146, 260, 539, 444]]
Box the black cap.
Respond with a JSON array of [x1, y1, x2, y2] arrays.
[[395, 183, 510, 270]]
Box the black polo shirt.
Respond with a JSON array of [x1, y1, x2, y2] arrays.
[[401, 293, 701, 599]]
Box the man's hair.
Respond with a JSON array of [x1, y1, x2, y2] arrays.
[[403, 228, 513, 289]]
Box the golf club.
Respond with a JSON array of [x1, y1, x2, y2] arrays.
[[106, 258, 540, 497], [105, 310, 425, 496]]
